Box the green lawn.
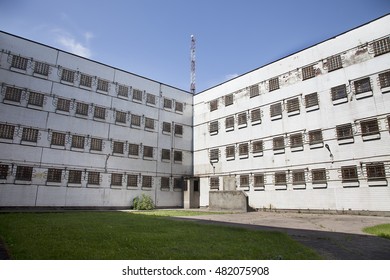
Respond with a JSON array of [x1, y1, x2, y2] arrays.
[[0, 211, 321, 260], [363, 224, 390, 239]]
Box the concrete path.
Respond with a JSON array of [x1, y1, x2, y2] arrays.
[[174, 211, 390, 260]]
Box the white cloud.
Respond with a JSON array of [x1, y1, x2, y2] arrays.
[[52, 29, 92, 58]]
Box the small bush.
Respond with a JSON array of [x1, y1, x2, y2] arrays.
[[133, 194, 155, 210]]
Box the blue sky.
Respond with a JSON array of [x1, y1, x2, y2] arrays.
[[1, 0, 389, 92]]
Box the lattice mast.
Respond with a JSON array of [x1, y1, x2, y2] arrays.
[[190, 35, 196, 94]]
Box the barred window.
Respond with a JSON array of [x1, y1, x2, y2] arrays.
[[273, 136, 285, 150], [28, 92, 44, 107], [88, 172, 100, 185], [312, 169, 327, 184], [354, 77, 371, 94], [80, 74, 92, 87], [336, 123, 353, 140], [94, 106, 106, 120], [111, 173, 123, 186], [90, 138, 103, 151], [287, 98, 300, 113], [174, 124, 183, 136], [115, 111, 127, 123], [147, 93, 156, 105], [269, 77, 279, 91], [174, 151, 183, 162], [302, 65, 315, 80], [51, 132, 66, 146], [127, 174, 138, 187], [379, 71, 390, 88], [210, 148, 219, 161], [210, 177, 219, 189], [254, 174, 264, 188], [76, 102, 89, 116], [252, 140, 263, 154], [372, 37, 390, 57], [0, 124, 15, 139], [22, 128, 38, 142], [225, 94, 233, 106], [270, 103, 282, 117], [11, 55, 28, 70], [0, 165, 9, 180], [366, 162, 386, 180], [290, 133, 303, 147], [237, 112, 247, 126], [128, 144, 139, 156], [68, 170, 82, 184], [142, 175, 153, 188], [361, 119, 379, 136], [34, 61, 49, 76], [226, 145, 235, 158], [251, 108, 261, 123], [239, 143, 249, 156], [118, 85, 129, 97], [225, 116, 234, 130], [131, 114, 141, 127], [240, 175, 249, 187], [161, 177, 170, 189], [174, 177, 183, 189], [305, 92, 319, 108], [57, 98, 70, 112], [61, 68, 75, 83], [97, 79, 109, 92], [210, 99, 218, 111], [209, 121, 218, 134], [143, 146, 154, 158], [16, 166, 33, 181], [175, 101, 183, 112], [327, 55, 342, 72], [292, 170, 305, 185], [308, 129, 323, 144], [163, 98, 172, 109], [249, 84, 259, 98], [5, 86, 22, 102], [113, 141, 124, 154], [133, 89, 143, 101], [71, 135, 85, 149], [275, 172, 287, 185], [145, 118, 155, 130], [162, 149, 171, 161], [331, 84, 347, 101], [341, 166, 358, 182], [162, 122, 171, 133]]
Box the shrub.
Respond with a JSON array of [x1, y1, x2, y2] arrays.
[[133, 194, 155, 210]]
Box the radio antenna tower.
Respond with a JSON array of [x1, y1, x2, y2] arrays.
[[190, 35, 196, 94]]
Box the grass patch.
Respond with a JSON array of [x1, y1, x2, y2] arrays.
[[129, 209, 229, 216], [0, 211, 321, 260], [363, 224, 390, 240]]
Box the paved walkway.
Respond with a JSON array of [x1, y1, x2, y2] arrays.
[[174, 211, 390, 260]]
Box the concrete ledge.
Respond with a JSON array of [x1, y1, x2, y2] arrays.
[[209, 191, 248, 212]]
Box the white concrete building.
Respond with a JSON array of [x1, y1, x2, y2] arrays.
[[194, 14, 390, 212], [1, 14, 390, 211], [0, 31, 193, 208]]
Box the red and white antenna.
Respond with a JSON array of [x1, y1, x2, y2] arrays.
[[190, 35, 196, 94]]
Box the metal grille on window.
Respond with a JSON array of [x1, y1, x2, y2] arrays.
[[28, 92, 44, 107], [113, 141, 124, 154], [0, 124, 15, 139], [225, 116, 234, 130], [225, 94, 233, 106], [161, 149, 171, 161], [210, 149, 219, 161], [287, 98, 300, 113], [11, 55, 28, 70], [57, 98, 70, 112], [5, 87, 22, 102], [16, 166, 33, 181], [131, 114, 141, 127], [174, 151, 183, 162], [240, 175, 249, 188], [97, 79, 109, 92], [305, 92, 319, 108], [251, 109, 261, 123], [116, 111, 126, 123], [68, 170, 82, 184], [163, 98, 172, 109], [378, 71, 390, 88], [128, 144, 139, 156], [302, 65, 315, 80], [372, 37, 390, 56], [22, 128, 38, 142], [210, 99, 218, 112], [174, 124, 183, 136], [161, 177, 170, 189], [254, 174, 264, 188], [327, 55, 343, 72], [174, 178, 183, 189], [238, 112, 247, 126], [239, 143, 248, 156], [34, 61, 49, 76], [80, 74, 93, 87], [94, 106, 106, 120], [210, 177, 219, 189], [249, 84, 259, 98], [175, 101, 183, 112], [226, 145, 235, 158], [331, 85, 347, 100], [143, 146, 154, 158], [366, 162, 386, 180], [290, 133, 303, 147], [209, 121, 218, 134], [111, 173, 123, 186], [88, 172, 100, 185], [270, 103, 282, 117], [51, 132, 66, 146], [336, 124, 353, 140], [90, 138, 103, 151], [309, 130, 323, 144], [142, 175, 153, 188], [269, 77, 279, 91], [162, 122, 171, 133], [145, 118, 155, 130], [118, 85, 129, 97], [71, 135, 85, 149], [133, 89, 143, 101], [76, 102, 89, 116], [292, 170, 305, 185], [312, 169, 327, 184], [341, 166, 358, 182], [61, 69, 75, 83], [127, 174, 138, 187], [0, 165, 8, 180], [147, 93, 156, 105], [275, 172, 286, 185], [273, 136, 284, 150], [361, 119, 379, 136], [252, 140, 263, 153], [354, 78, 371, 94]]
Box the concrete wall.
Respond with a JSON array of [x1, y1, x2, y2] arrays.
[[209, 191, 248, 212]]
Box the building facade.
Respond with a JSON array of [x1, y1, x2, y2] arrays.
[[1, 14, 390, 211], [193, 14, 390, 212], [0, 32, 193, 208]]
